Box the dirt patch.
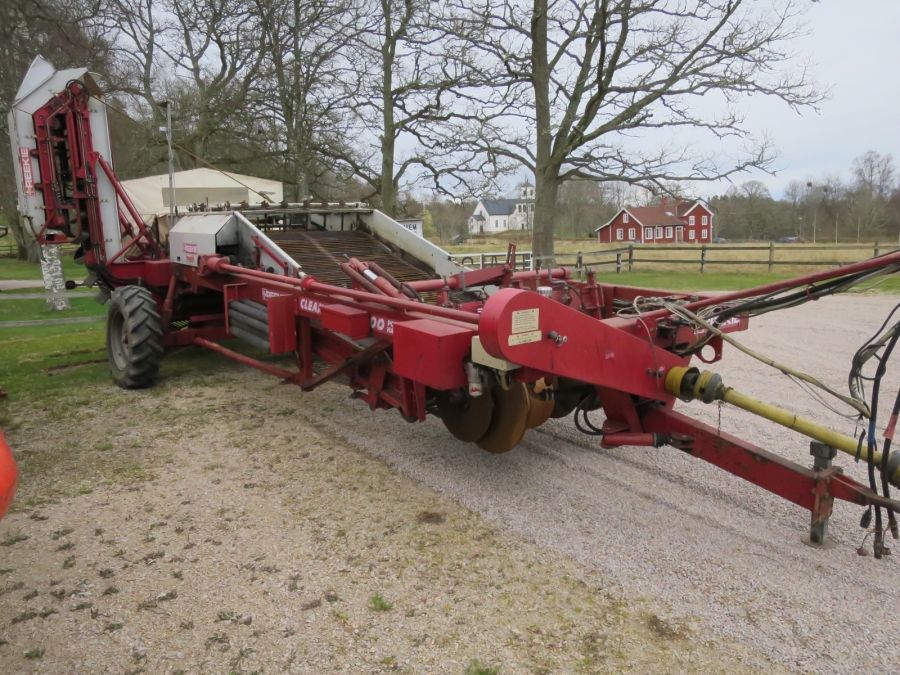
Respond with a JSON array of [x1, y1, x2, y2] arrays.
[[0, 371, 784, 674]]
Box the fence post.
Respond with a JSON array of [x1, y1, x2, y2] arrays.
[[700, 245, 707, 274], [875, 241, 880, 258], [628, 244, 634, 272], [576, 251, 583, 277], [479, 253, 485, 270], [768, 242, 775, 273], [616, 252, 622, 274]]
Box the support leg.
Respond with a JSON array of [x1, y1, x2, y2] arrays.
[[803, 441, 839, 549]]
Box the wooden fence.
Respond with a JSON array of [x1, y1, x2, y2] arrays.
[[528, 242, 896, 275]]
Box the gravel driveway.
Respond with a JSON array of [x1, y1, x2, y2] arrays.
[[1, 294, 898, 674], [293, 294, 900, 675]]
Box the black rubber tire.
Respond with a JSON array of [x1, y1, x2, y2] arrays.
[[106, 286, 164, 389]]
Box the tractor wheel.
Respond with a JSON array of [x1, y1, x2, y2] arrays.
[[106, 286, 164, 389]]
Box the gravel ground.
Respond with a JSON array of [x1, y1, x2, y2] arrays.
[[0, 294, 897, 674], [285, 294, 900, 675], [0, 369, 783, 673]]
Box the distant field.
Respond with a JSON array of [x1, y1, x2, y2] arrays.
[[437, 235, 898, 277]]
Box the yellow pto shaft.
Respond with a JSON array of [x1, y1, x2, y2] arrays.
[[664, 366, 900, 488]]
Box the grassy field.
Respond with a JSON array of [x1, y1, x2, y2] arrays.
[[0, 249, 84, 281], [0, 297, 105, 322], [0, 253, 104, 322], [588, 270, 900, 292], [437, 233, 899, 277]]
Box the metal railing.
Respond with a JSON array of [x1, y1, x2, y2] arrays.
[[449, 250, 533, 271]]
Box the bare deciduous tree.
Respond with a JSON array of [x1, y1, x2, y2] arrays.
[[251, 0, 356, 200], [106, 0, 267, 171], [456, 0, 824, 257], [321, 0, 504, 217]]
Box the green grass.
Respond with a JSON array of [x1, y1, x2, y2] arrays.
[[369, 593, 393, 612], [0, 253, 85, 281], [590, 270, 900, 293], [465, 661, 501, 675], [0, 297, 105, 322], [0, 324, 109, 402]]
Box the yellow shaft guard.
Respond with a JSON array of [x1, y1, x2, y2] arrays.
[[664, 367, 900, 488]]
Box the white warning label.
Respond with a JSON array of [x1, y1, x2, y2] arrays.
[[508, 330, 541, 346], [511, 308, 539, 333]]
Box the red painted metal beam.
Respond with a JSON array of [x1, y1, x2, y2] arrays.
[[642, 406, 900, 513], [194, 338, 297, 381], [643, 405, 820, 510], [204, 257, 481, 325]]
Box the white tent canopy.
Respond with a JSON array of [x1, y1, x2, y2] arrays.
[[121, 168, 283, 223]]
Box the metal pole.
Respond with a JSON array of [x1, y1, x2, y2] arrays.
[[159, 101, 175, 227]]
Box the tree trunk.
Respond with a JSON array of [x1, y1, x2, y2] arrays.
[[380, 84, 397, 217], [380, 18, 397, 218], [530, 0, 556, 260], [532, 172, 559, 263], [8, 214, 41, 262]]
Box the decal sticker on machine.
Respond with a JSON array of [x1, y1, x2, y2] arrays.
[[508, 330, 541, 346], [370, 316, 395, 335], [511, 308, 539, 333], [262, 288, 288, 300], [299, 297, 321, 314], [183, 242, 198, 254], [18, 147, 35, 197], [694, 316, 742, 337]]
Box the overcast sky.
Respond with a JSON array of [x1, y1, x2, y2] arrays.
[[729, 1, 900, 199]]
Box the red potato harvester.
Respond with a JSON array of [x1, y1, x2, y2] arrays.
[[5, 57, 900, 558]]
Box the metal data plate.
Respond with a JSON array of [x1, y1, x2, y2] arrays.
[[471, 335, 519, 372]]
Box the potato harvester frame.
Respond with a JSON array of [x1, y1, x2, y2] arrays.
[[4, 57, 900, 555]]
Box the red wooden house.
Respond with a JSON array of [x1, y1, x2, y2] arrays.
[[595, 198, 713, 244]]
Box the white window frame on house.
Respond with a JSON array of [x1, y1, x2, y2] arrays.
[[665, 226, 673, 238], [689, 215, 696, 226], [628, 227, 635, 240], [623, 213, 630, 223], [701, 229, 708, 239], [688, 230, 696, 240], [655, 226, 663, 239], [616, 228, 623, 240], [702, 215, 708, 225], [645, 227, 653, 240], [495, 220, 498, 227]]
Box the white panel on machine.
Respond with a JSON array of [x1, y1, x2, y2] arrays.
[[7, 56, 122, 255], [168, 214, 238, 266]]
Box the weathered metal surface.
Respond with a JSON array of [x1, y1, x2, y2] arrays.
[[269, 230, 432, 289]]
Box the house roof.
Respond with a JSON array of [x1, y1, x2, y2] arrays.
[[481, 198, 520, 216], [471, 213, 485, 221], [627, 206, 686, 227], [595, 200, 707, 231]]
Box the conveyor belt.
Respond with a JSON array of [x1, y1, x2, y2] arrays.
[[269, 229, 433, 289]]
